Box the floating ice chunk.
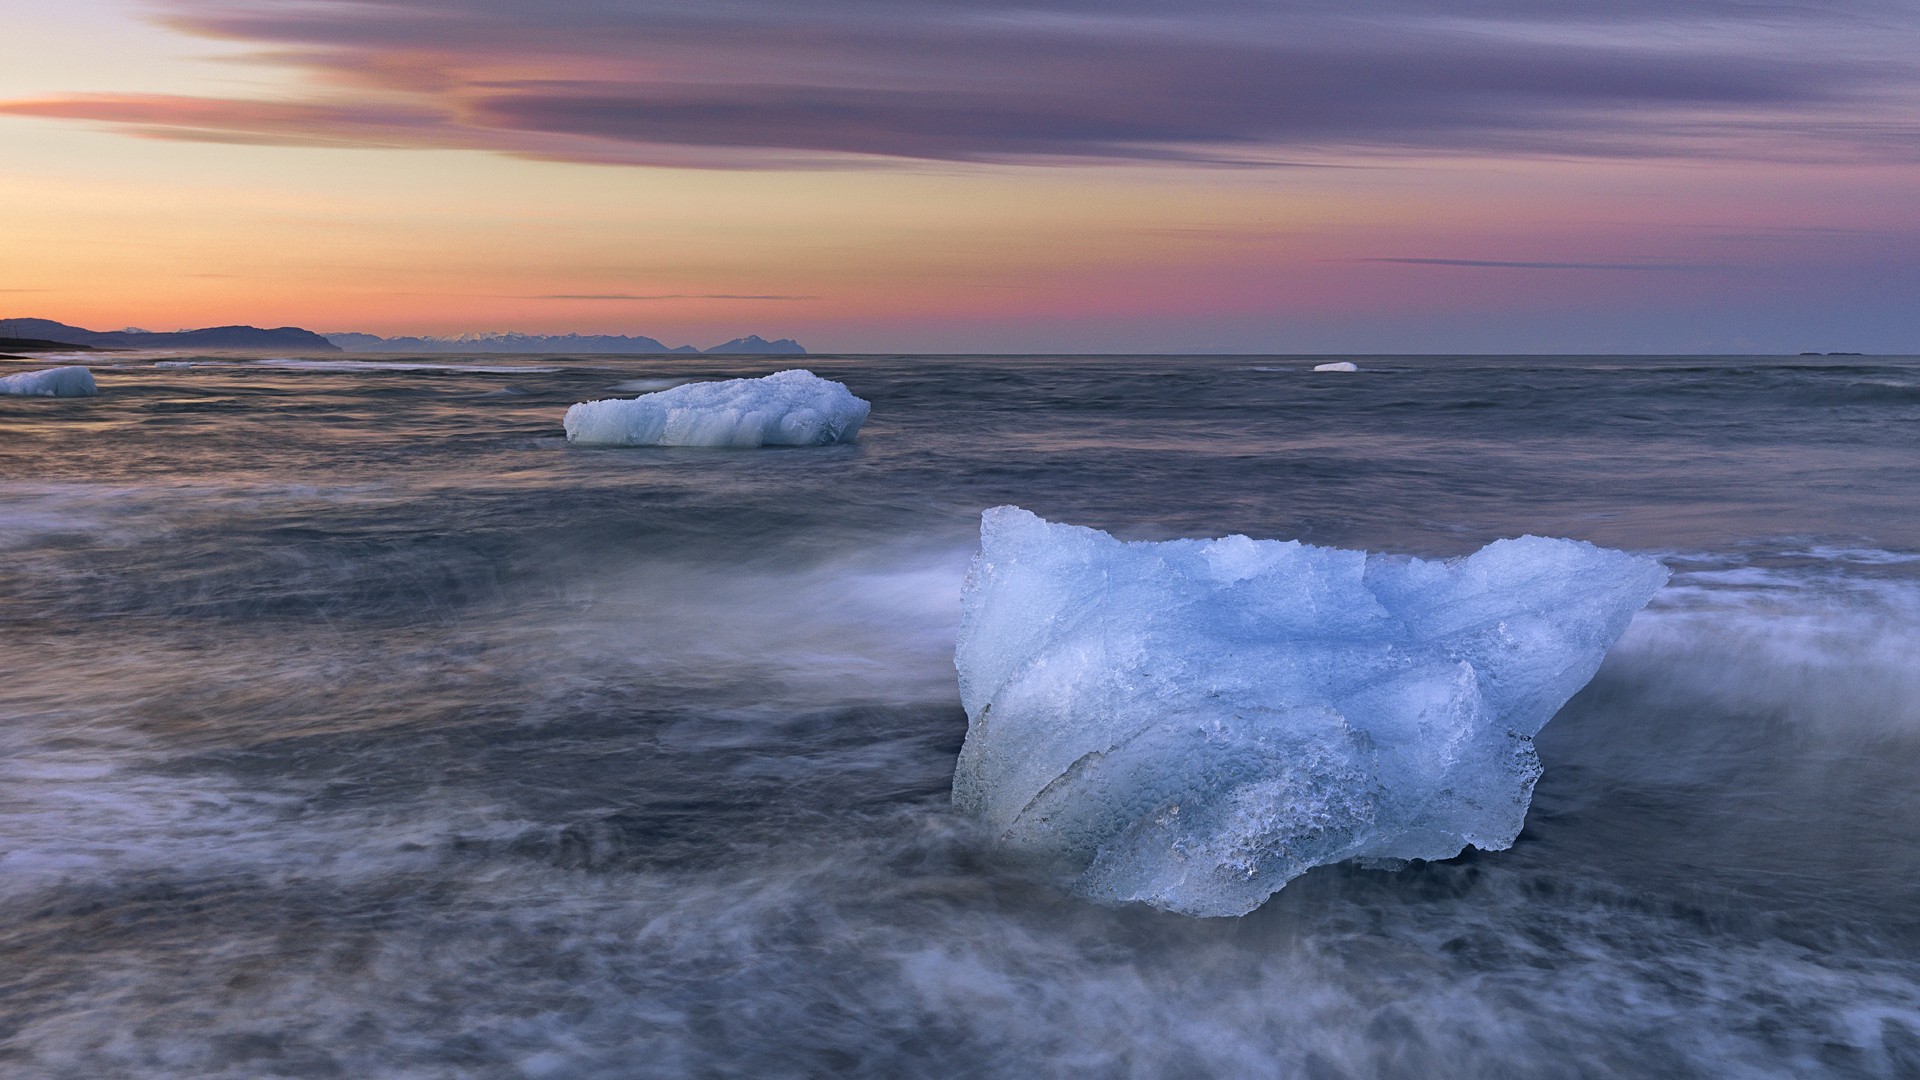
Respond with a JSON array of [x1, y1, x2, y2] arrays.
[[1313, 361, 1359, 372], [564, 369, 870, 448], [0, 366, 96, 397], [952, 507, 1667, 917]]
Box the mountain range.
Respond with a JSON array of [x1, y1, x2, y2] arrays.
[[325, 331, 805, 355], [1, 318, 339, 352], [1, 319, 807, 356]]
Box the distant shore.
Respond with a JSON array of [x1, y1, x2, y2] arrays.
[[0, 337, 99, 356]]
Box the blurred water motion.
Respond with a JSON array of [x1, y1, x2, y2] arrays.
[[2, 353, 1918, 1078]]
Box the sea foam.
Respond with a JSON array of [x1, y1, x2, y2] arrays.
[[952, 507, 1668, 916], [0, 366, 96, 397], [564, 369, 869, 448]]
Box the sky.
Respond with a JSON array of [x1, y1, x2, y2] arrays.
[[2, 0, 1918, 353]]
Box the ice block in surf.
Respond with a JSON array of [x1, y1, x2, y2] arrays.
[[953, 507, 1668, 917], [564, 369, 869, 447], [0, 366, 96, 397]]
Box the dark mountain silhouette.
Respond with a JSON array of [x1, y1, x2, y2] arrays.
[[703, 335, 807, 355], [1, 318, 807, 357], [326, 330, 807, 355], [0, 318, 339, 352], [0, 337, 97, 354], [325, 331, 700, 354]]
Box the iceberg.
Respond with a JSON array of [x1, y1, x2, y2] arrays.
[[1313, 361, 1359, 372], [564, 369, 869, 448], [952, 507, 1667, 917], [0, 366, 96, 397]]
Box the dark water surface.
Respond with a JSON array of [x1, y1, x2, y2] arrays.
[[3, 353, 1918, 1078]]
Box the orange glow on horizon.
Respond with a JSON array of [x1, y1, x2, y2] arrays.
[[3, 3, 1917, 353]]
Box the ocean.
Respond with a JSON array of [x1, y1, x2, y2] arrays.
[[3, 352, 1918, 1078]]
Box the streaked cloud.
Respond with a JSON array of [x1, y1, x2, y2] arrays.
[[528, 294, 818, 301], [3, 0, 1916, 168], [0, 92, 460, 149], [1361, 258, 1719, 271]]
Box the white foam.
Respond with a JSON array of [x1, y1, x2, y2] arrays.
[[565, 369, 870, 448], [952, 508, 1667, 916], [1610, 560, 1920, 738], [0, 365, 96, 397], [610, 378, 696, 393]]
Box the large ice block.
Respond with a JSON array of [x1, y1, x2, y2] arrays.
[[952, 507, 1667, 916], [564, 369, 868, 447], [0, 366, 96, 397]]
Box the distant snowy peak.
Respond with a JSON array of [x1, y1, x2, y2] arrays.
[[325, 331, 806, 355]]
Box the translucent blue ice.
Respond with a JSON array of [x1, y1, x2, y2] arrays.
[[564, 369, 868, 447], [0, 366, 96, 398], [953, 507, 1668, 916]]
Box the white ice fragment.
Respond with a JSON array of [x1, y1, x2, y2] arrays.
[[1313, 361, 1359, 372], [563, 369, 870, 448], [952, 507, 1668, 917], [0, 366, 96, 397]]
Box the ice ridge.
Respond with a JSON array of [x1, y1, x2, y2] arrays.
[[952, 507, 1668, 917], [563, 369, 869, 448]]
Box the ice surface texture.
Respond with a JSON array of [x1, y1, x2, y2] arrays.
[[952, 507, 1668, 917], [564, 369, 869, 448], [0, 366, 96, 397]]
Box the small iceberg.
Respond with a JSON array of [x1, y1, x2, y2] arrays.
[[952, 507, 1667, 917], [0, 366, 97, 397], [564, 369, 869, 448], [1313, 361, 1359, 372]]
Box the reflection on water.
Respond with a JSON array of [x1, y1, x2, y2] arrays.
[[2, 354, 1919, 1077]]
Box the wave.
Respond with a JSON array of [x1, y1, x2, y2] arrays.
[[1620, 554, 1920, 738], [5, 535, 1919, 1076], [153, 358, 563, 373]]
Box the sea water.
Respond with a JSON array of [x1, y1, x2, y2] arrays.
[[2, 353, 1918, 1077]]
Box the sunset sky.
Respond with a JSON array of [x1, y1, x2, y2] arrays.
[[4, 0, 1918, 353]]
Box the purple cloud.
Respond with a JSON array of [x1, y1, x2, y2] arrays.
[[5, 0, 1917, 167]]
